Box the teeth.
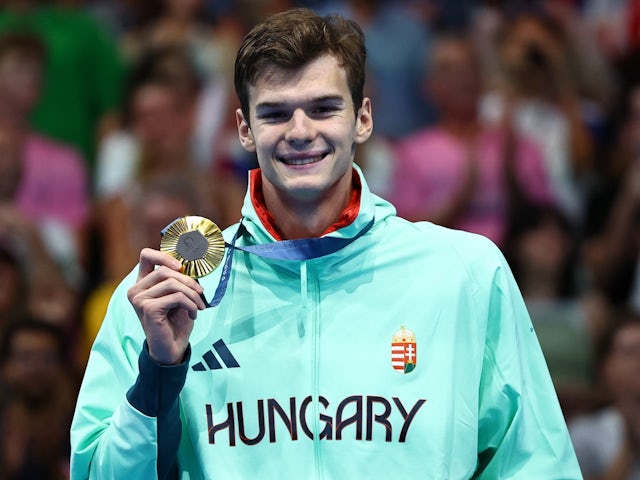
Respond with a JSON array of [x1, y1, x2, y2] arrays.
[[280, 155, 324, 165]]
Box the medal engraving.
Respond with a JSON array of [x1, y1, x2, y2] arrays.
[[160, 216, 225, 278], [177, 230, 208, 261]]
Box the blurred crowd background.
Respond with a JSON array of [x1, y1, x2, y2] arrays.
[[0, 0, 638, 478]]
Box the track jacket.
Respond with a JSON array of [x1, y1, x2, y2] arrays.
[[71, 166, 582, 479]]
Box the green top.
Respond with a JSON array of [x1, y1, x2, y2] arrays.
[[0, 6, 125, 170]]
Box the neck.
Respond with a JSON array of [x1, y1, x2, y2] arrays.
[[440, 115, 480, 140], [520, 271, 561, 301], [0, 104, 29, 131], [265, 178, 352, 240], [251, 168, 360, 240]]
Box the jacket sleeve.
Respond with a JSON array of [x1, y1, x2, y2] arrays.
[[473, 249, 583, 479], [70, 272, 189, 480]]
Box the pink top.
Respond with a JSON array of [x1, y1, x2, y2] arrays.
[[15, 134, 90, 229], [389, 127, 554, 247]]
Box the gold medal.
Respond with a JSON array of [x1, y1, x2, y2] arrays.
[[160, 216, 225, 278]]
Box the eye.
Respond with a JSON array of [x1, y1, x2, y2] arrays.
[[256, 110, 290, 123], [266, 112, 286, 120], [310, 105, 340, 116]]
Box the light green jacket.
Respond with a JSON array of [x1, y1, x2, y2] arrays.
[[71, 167, 582, 479]]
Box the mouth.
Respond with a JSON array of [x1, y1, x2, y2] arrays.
[[276, 151, 329, 166]]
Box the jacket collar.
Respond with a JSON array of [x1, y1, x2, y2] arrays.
[[239, 163, 392, 246], [248, 168, 362, 241]]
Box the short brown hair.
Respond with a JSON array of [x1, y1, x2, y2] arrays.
[[234, 8, 366, 120], [0, 32, 46, 65]]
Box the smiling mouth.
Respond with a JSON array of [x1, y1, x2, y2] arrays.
[[276, 152, 328, 166]]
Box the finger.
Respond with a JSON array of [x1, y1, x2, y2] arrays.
[[133, 264, 204, 300], [137, 248, 183, 280], [141, 291, 201, 322], [146, 277, 206, 311], [130, 275, 206, 312]]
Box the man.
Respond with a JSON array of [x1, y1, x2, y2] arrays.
[[0, 0, 125, 169], [0, 33, 83, 325], [71, 8, 582, 479], [0, 32, 90, 289], [389, 32, 554, 249], [1, 320, 75, 479], [569, 313, 640, 479]]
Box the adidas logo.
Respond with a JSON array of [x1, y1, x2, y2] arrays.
[[192, 339, 240, 371]]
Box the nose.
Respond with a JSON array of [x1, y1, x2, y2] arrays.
[[285, 109, 314, 146]]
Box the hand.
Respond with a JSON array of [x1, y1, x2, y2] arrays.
[[127, 248, 206, 365]]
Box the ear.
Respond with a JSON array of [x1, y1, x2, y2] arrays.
[[236, 108, 256, 152], [354, 97, 373, 144]]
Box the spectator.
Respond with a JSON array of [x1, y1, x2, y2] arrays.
[[118, 0, 244, 171], [580, 82, 640, 324], [570, 311, 640, 480], [0, 51, 78, 330], [0, 320, 77, 480], [96, 44, 227, 193], [0, 32, 90, 288], [503, 203, 594, 420], [389, 32, 553, 248], [0, 208, 76, 332], [95, 47, 245, 282], [317, 0, 434, 138], [81, 172, 214, 363], [583, 0, 634, 59], [0, 0, 125, 171], [120, 0, 240, 82], [481, 10, 596, 226]]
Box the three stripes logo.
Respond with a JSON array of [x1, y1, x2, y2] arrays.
[[192, 339, 240, 371]]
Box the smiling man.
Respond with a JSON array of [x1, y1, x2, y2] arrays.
[[237, 52, 372, 240], [71, 8, 581, 480]]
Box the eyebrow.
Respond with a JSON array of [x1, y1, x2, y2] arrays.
[[255, 95, 346, 112]]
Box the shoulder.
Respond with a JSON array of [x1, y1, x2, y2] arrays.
[[27, 134, 85, 167], [394, 128, 458, 169], [381, 217, 506, 283], [387, 216, 501, 252]]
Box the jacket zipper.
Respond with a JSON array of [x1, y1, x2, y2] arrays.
[[302, 261, 323, 479]]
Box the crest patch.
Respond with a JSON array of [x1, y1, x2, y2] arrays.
[[391, 326, 417, 374]]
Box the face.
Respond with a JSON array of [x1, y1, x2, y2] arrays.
[[515, 216, 570, 276], [132, 84, 191, 155], [499, 17, 561, 91], [134, 192, 190, 250], [603, 324, 640, 405], [0, 52, 42, 113], [428, 39, 481, 117], [236, 54, 373, 207], [3, 329, 61, 402]]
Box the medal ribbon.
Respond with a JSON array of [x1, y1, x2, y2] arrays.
[[200, 217, 374, 308]]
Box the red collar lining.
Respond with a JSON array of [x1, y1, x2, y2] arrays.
[[249, 169, 362, 241]]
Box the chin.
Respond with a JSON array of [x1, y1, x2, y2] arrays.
[[283, 182, 326, 200]]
